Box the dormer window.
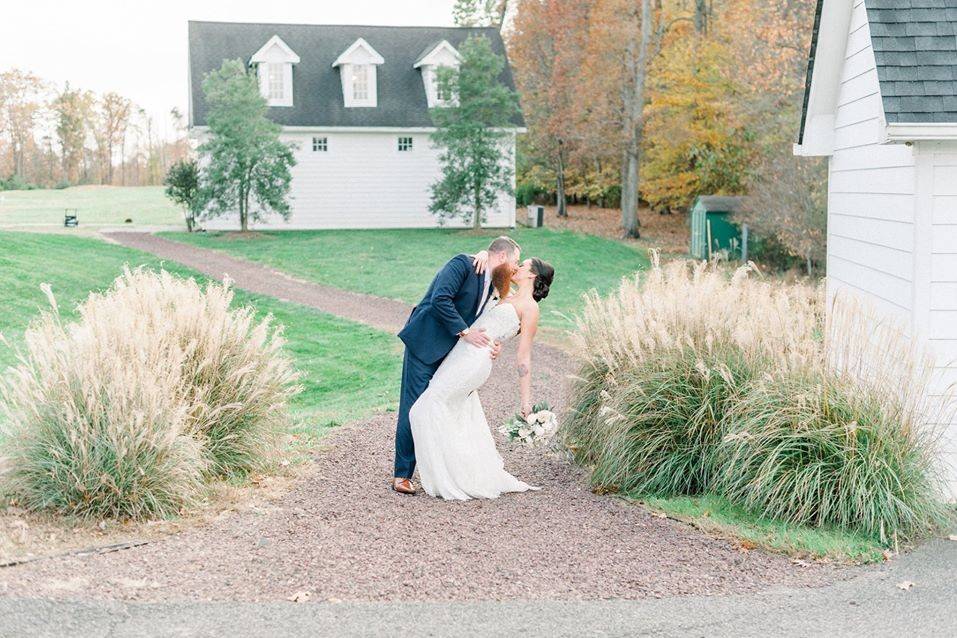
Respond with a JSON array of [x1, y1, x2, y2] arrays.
[[333, 38, 385, 108], [250, 35, 300, 107], [352, 65, 370, 101], [435, 74, 454, 103], [413, 40, 461, 108], [267, 63, 285, 100]]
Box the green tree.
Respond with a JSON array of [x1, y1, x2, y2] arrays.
[[452, 0, 507, 26], [199, 59, 295, 232], [429, 35, 520, 229], [164, 159, 202, 232]]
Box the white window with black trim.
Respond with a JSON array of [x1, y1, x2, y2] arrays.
[[397, 136, 413, 152], [312, 136, 328, 152]]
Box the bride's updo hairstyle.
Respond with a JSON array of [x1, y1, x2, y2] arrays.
[[530, 258, 554, 302]]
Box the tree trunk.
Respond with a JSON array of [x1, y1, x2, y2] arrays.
[[556, 140, 568, 218], [240, 184, 249, 232], [620, 0, 651, 239], [694, 0, 708, 35], [473, 182, 482, 229], [621, 146, 640, 237]]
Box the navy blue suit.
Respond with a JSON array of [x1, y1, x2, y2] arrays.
[[394, 254, 493, 478]]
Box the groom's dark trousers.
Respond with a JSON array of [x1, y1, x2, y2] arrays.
[[394, 253, 493, 479]]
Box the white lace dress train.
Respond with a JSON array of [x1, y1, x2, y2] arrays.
[[410, 303, 537, 500]]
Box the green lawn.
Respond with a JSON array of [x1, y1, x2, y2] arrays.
[[0, 186, 183, 229], [639, 494, 887, 564], [0, 232, 400, 432], [163, 228, 650, 334]]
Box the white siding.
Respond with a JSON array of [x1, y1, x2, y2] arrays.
[[826, 0, 915, 330], [925, 142, 957, 494], [810, 1, 957, 496], [204, 130, 517, 230]]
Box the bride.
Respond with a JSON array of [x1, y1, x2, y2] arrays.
[[409, 257, 555, 500]]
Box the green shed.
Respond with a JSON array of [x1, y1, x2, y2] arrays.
[[689, 196, 745, 260]]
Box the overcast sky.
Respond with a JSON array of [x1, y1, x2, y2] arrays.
[[0, 0, 458, 139]]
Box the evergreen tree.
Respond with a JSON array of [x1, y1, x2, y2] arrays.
[[199, 59, 295, 232], [429, 36, 520, 229], [164, 159, 202, 232]]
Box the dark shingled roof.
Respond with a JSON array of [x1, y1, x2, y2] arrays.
[[188, 21, 525, 128], [866, 0, 957, 123], [798, 0, 957, 142]]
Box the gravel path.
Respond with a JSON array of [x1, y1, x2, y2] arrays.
[[0, 233, 839, 602], [105, 232, 411, 333]]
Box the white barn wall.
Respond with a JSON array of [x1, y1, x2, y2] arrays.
[[203, 130, 517, 231], [826, 0, 915, 327], [925, 142, 957, 492]]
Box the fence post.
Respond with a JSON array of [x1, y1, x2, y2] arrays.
[[741, 223, 749, 263]]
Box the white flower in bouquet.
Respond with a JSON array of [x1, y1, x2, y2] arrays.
[[500, 402, 557, 446]]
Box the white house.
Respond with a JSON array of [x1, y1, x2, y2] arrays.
[[187, 21, 525, 229], [795, 0, 957, 496]]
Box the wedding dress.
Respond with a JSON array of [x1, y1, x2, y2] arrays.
[[410, 302, 538, 500]]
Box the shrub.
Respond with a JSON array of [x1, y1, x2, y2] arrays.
[[565, 258, 816, 494], [0, 269, 300, 519], [586, 348, 752, 495], [0, 284, 205, 519], [515, 181, 547, 207], [100, 269, 300, 478], [714, 304, 951, 542], [565, 257, 950, 542]]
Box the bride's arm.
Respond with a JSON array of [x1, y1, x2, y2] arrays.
[[516, 304, 540, 418]]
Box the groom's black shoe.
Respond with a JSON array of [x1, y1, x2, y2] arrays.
[[392, 478, 416, 495]]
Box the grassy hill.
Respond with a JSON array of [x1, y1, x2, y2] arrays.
[[0, 186, 183, 229]]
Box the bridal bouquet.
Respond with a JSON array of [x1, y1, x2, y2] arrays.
[[498, 402, 558, 446]]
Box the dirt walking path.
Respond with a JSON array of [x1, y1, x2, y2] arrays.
[[0, 232, 838, 602], [105, 232, 412, 333]]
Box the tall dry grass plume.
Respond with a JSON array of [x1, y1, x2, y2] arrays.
[[565, 255, 950, 542], [0, 268, 300, 520]]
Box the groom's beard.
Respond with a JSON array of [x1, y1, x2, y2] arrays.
[[491, 263, 512, 299]]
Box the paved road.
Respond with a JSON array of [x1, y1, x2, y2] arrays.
[[1, 537, 954, 637]]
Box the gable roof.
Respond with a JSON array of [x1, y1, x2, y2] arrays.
[[798, 0, 957, 144], [414, 40, 461, 68], [332, 38, 385, 67], [250, 35, 300, 64], [188, 21, 525, 129], [693, 195, 744, 213]]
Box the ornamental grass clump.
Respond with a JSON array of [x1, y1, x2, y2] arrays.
[[715, 303, 951, 543], [565, 257, 950, 543], [586, 348, 752, 495], [100, 269, 300, 478], [564, 256, 819, 497], [0, 283, 204, 520], [0, 268, 299, 520]]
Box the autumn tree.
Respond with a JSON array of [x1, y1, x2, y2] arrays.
[[53, 84, 94, 183], [429, 35, 520, 229], [742, 149, 827, 275], [641, 13, 753, 213], [200, 59, 296, 232], [0, 69, 46, 179], [95, 92, 132, 184], [510, 0, 593, 217]]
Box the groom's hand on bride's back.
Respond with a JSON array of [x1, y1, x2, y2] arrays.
[[461, 328, 491, 349]]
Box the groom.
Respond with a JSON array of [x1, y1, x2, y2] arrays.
[[392, 236, 521, 494]]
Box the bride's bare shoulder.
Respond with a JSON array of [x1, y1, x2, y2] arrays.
[[511, 298, 539, 322]]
